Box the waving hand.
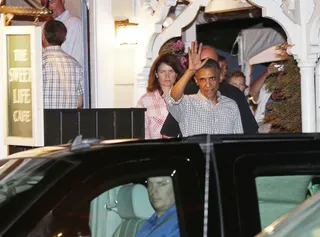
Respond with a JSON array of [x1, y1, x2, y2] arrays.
[[188, 41, 209, 72]]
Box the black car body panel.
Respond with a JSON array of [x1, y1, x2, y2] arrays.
[[0, 133, 320, 237]]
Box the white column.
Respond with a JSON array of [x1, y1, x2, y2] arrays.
[[133, 25, 154, 104], [135, 64, 151, 103], [89, 0, 115, 108], [298, 59, 317, 132], [315, 58, 320, 132], [0, 15, 8, 158], [182, 20, 196, 53]]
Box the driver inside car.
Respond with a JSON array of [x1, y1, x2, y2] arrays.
[[135, 176, 179, 237]]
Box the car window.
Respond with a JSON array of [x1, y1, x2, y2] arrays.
[[255, 175, 314, 229], [0, 159, 47, 204], [256, 188, 320, 237], [0, 158, 77, 235], [28, 175, 182, 237], [232, 151, 320, 237], [11, 144, 206, 237], [90, 176, 179, 237], [0, 158, 75, 207]]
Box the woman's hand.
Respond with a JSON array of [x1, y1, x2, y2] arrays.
[[188, 41, 208, 72]]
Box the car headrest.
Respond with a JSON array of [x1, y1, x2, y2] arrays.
[[105, 186, 120, 209], [117, 184, 154, 219]]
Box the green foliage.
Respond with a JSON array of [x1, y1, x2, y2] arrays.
[[264, 56, 302, 132]]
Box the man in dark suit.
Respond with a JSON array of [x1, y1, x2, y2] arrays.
[[160, 45, 258, 137]]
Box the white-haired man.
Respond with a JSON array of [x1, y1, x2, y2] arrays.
[[41, 0, 83, 67]]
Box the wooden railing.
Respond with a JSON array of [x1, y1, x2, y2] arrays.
[[9, 108, 145, 154]]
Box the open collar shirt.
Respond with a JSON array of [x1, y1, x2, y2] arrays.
[[135, 205, 179, 237], [165, 90, 243, 137], [137, 90, 168, 139], [42, 46, 84, 109]]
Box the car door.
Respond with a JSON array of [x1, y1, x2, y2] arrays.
[[209, 135, 320, 237], [2, 141, 217, 237]]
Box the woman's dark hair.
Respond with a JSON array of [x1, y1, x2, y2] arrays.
[[44, 20, 67, 46], [147, 53, 185, 94]]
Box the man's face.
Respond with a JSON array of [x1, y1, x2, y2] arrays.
[[41, 0, 64, 18], [219, 60, 228, 82], [229, 76, 245, 92], [147, 177, 175, 215], [195, 67, 220, 102]]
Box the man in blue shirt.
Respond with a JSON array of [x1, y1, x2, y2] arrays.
[[135, 176, 179, 237]]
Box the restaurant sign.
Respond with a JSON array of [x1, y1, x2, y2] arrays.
[[3, 26, 44, 146]]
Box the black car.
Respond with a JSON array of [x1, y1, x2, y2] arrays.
[[0, 133, 320, 237]]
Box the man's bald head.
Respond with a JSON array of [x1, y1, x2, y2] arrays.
[[201, 45, 218, 61]]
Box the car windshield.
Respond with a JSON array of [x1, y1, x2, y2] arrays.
[[0, 158, 52, 204], [0, 157, 76, 234]]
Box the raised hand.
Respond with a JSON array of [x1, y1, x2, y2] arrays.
[[188, 41, 209, 72], [266, 62, 277, 76]]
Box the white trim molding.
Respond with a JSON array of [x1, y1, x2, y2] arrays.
[[135, 0, 210, 103], [89, 0, 115, 108], [249, 0, 320, 132]]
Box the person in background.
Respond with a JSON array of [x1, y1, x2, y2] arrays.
[[249, 62, 283, 133], [41, 0, 83, 67], [218, 54, 228, 82], [201, 45, 218, 61], [227, 70, 246, 93], [160, 45, 258, 137], [135, 176, 179, 237], [137, 54, 185, 139], [227, 70, 258, 114], [42, 20, 84, 109], [164, 41, 243, 136]]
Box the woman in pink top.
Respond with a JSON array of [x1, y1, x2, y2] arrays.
[[137, 54, 185, 139]]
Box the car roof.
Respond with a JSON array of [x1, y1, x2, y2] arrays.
[[5, 146, 69, 159], [4, 133, 320, 161]]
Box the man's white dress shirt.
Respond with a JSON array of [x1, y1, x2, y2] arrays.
[[56, 10, 84, 68]]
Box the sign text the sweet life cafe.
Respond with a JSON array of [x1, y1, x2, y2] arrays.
[[10, 50, 32, 124], [7, 35, 33, 138], [3, 26, 44, 147]]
